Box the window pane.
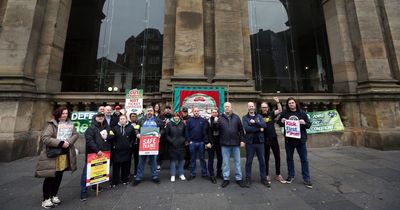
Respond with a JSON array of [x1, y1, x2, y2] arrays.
[[248, 0, 333, 93], [61, 0, 164, 93]]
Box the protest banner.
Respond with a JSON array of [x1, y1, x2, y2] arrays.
[[285, 120, 301, 139], [173, 86, 225, 118], [125, 89, 143, 118], [86, 151, 111, 187], [307, 110, 344, 134], [70, 111, 96, 134], [139, 127, 160, 155]]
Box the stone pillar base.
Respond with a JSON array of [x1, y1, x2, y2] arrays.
[[364, 128, 400, 150]]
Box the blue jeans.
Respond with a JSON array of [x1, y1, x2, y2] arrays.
[[245, 143, 266, 181], [221, 146, 242, 181], [207, 144, 222, 177], [136, 155, 158, 180], [285, 142, 310, 182], [170, 159, 185, 176], [189, 142, 207, 177]]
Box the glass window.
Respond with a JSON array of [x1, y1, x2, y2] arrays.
[[248, 0, 333, 93], [61, 0, 164, 93]]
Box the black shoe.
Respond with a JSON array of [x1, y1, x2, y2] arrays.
[[304, 180, 313, 189], [187, 175, 196, 181], [152, 178, 161, 184], [261, 180, 271, 188], [236, 180, 247, 188], [210, 176, 217, 184], [132, 180, 141, 186], [285, 177, 294, 184], [216, 174, 223, 180], [80, 192, 88, 201], [245, 178, 252, 186], [221, 180, 230, 188]]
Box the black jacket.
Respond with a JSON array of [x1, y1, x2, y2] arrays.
[[217, 113, 244, 146], [242, 113, 267, 144], [109, 123, 136, 162], [165, 120, 187, 159], [277, 109, 311, 144], [208, 116, 220, 145], [84, 121, 111, 156]]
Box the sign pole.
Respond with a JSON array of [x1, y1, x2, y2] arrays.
[[96, 184, 99, 197]]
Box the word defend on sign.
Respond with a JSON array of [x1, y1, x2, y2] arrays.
[[139, 136, 160, 155], [285, 120, 301, 139], [86, 151, 111, 187]]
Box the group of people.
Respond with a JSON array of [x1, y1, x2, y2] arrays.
[[35, 97, 313, 209]]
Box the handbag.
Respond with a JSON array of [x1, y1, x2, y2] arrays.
[[46, 146, 63, 158]]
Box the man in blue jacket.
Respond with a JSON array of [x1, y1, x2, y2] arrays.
[[186, 107, 209, 180], [217, 102, 246, 188], [278, 97, 312, 189], [242, 102, 268, 187]]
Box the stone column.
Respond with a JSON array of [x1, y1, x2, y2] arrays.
[[161, 0, 176, 80], [323, 0, 358, 93], [214, 0, 246, 79], [173, 0, 205, 78], [346, 0, 400, 93]]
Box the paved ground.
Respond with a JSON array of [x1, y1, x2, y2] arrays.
[[0, 146, 400, 210]]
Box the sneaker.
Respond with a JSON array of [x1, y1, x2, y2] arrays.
[[304, 180, 313, 189], [122, 182, 128, 185], [152, 178, 161, 184], [41, 199, 54, 209], [132, 180, 141, 186], [285, 177, 294, 184], [221, 180, 230, 188], [80, 192, 88, 202], [170, 176, 176, 182], [261, 180, 271, 188], [110, 184, 116, 188], [179, 175, 186, 181], [156, 165, 161, 172], [266, 175, 272, 184], [275, 175, 286, 184], [51, 196, 61, 205]]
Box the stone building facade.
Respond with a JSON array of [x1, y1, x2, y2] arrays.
[[0, 0, 399, 161]]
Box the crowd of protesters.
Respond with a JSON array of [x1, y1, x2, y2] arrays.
[[35, 97, 312, 209]]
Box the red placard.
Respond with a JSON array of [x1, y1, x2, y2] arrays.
[[139, 136, 160, 155]]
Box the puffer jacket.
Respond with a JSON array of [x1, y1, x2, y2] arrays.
[[35, 120, 78, 178], [110, 123, 136, 162]]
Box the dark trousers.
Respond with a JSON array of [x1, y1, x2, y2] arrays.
[[265, 137, 281, 176], [43, 171, 64, 200], [245, 143, 266, 181], [285, 141, 310, 181], [132, 143, 139, 175], [207, 144, 222, 177], [112, 161, 131, 185]]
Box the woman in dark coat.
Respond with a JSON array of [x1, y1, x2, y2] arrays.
[[35, 107, 78, 209], [110, 115, 136, 186], [165, 113, 187, 182]]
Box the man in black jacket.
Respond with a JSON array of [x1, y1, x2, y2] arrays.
[[277, 97, 312, 189], [80, 112, 111, 201], [217, 102, 246, 188], [207, 108, 222, 183], [242, 102, 268, 187]]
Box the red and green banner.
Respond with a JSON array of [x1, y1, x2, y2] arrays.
[[174, 86, 225, 118]]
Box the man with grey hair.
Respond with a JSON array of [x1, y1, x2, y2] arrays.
[[217, 102, 246, 188]]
